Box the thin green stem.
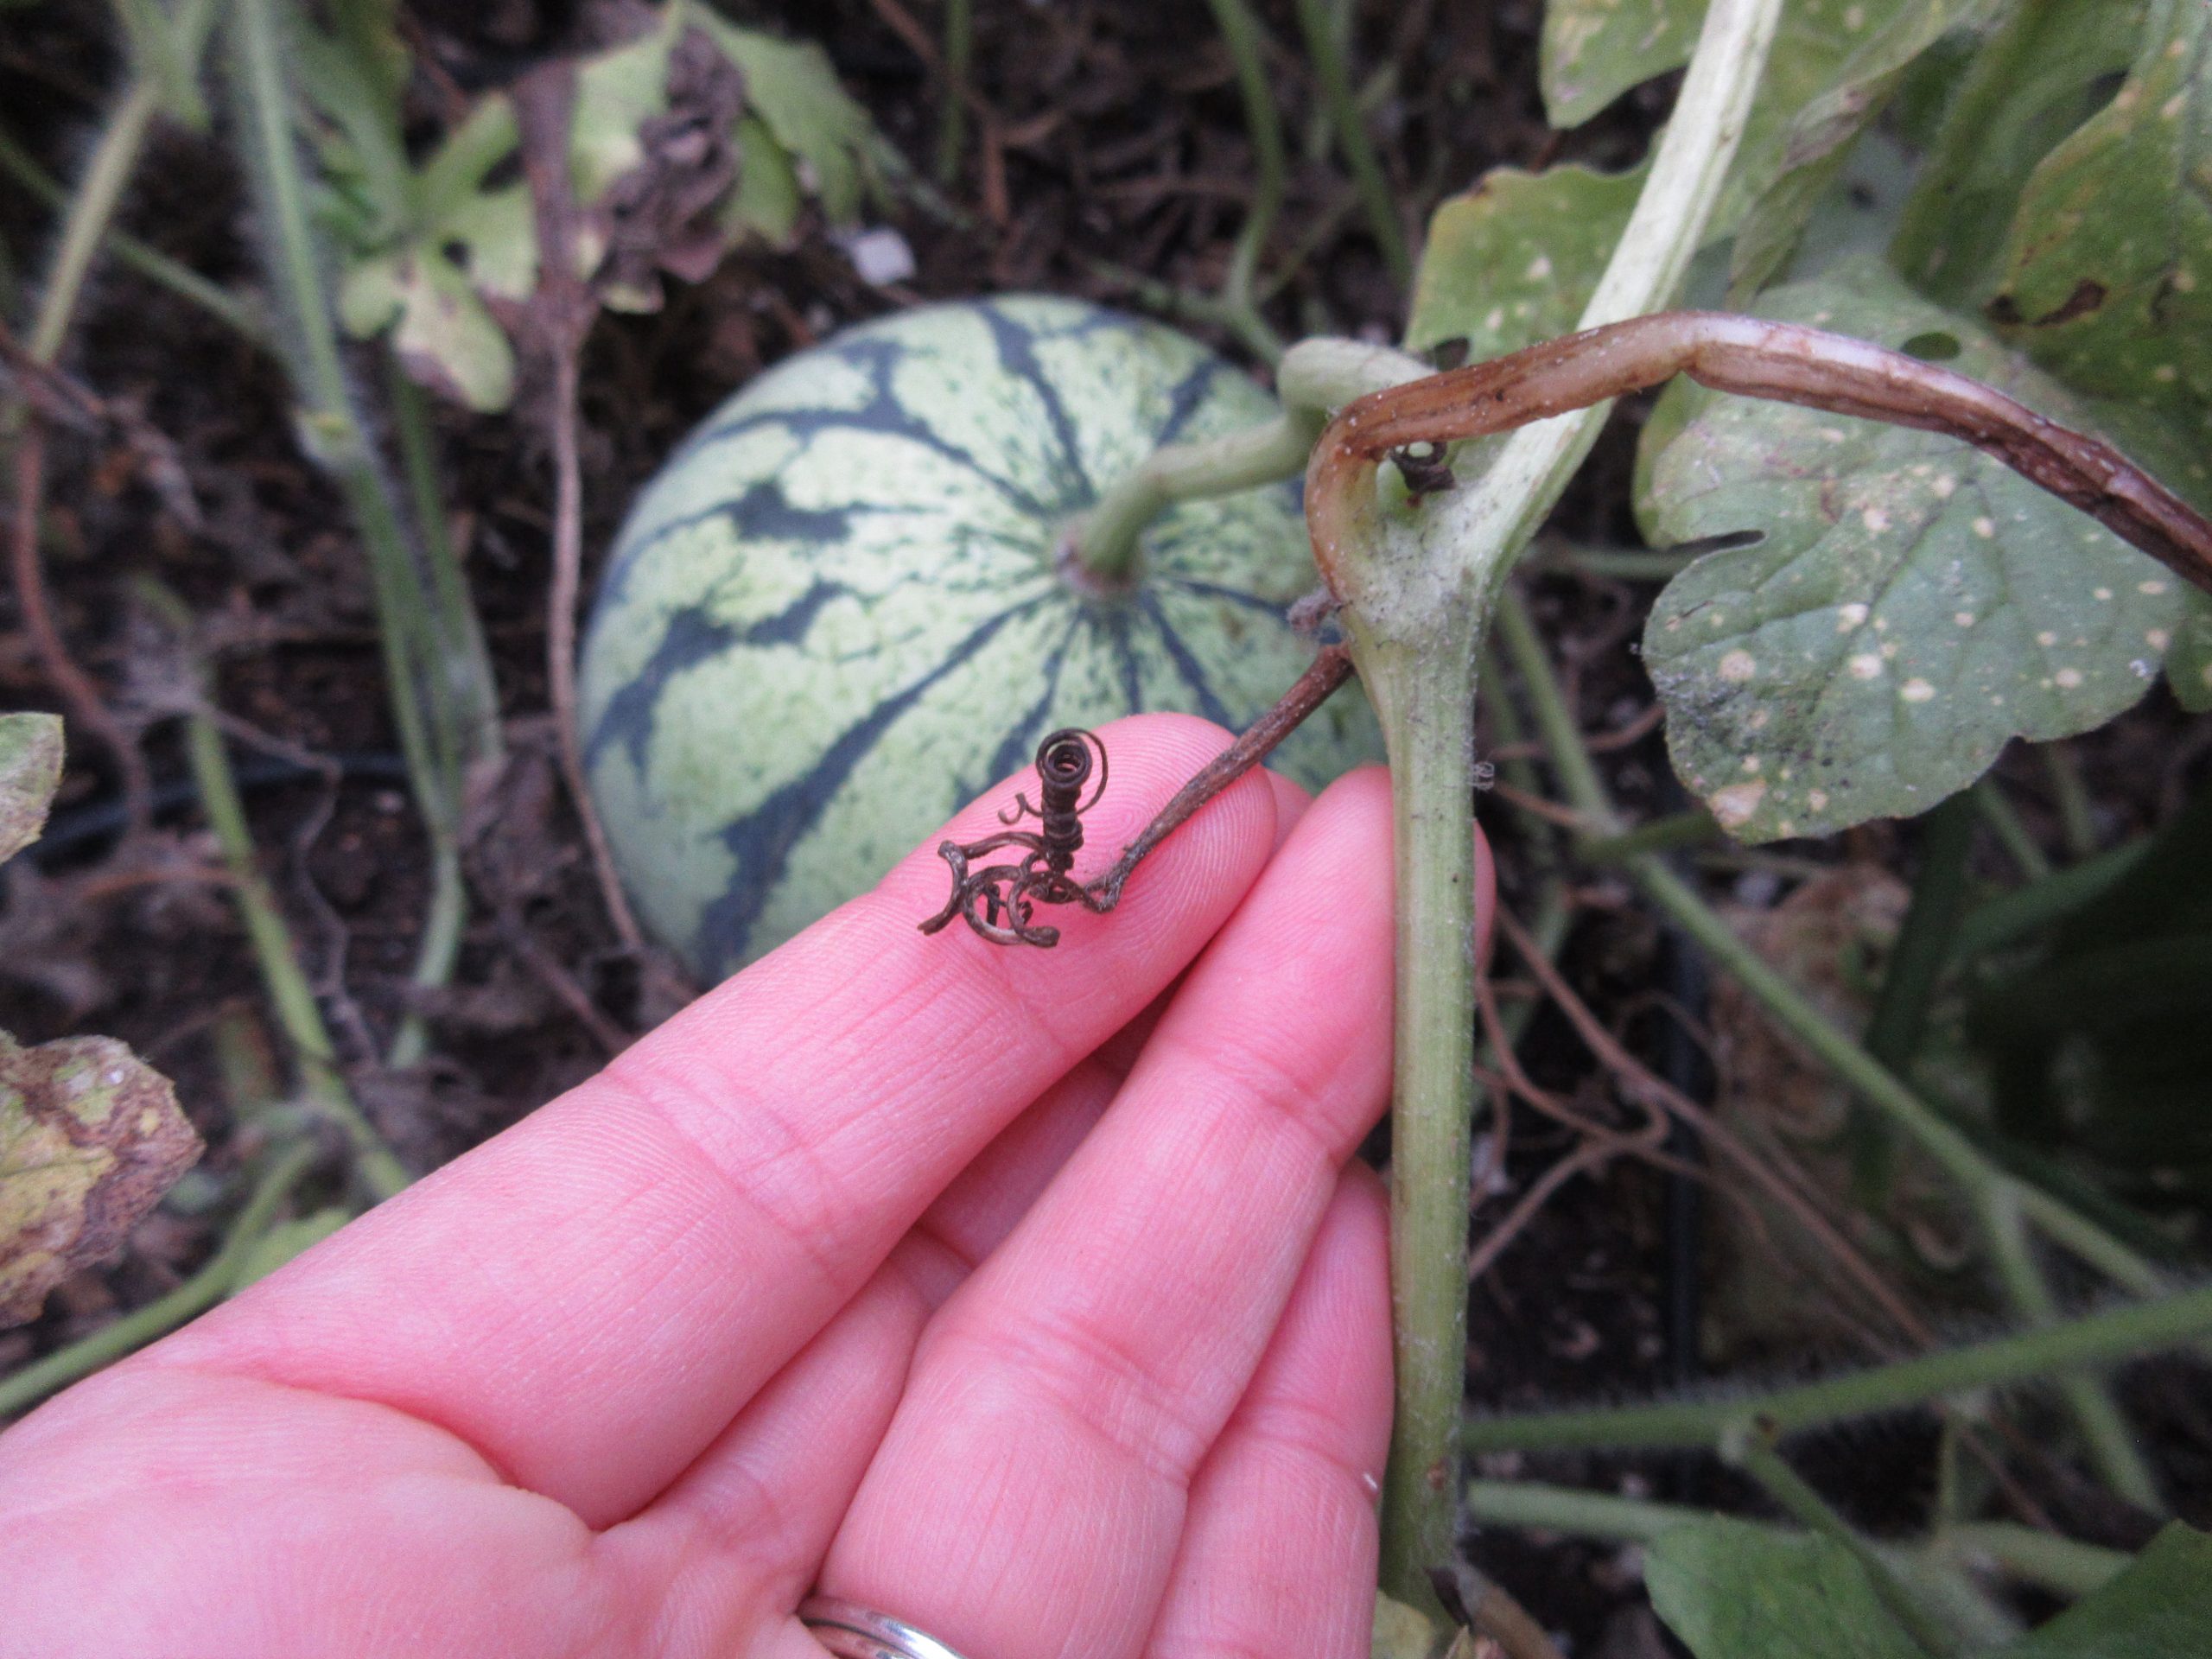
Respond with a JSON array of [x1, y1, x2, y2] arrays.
[[1865, 792, 1976, 1075], [382, 357, 499, 1070], [1495, 586, 2169, 1303], [226, 0, 499, 1083], [1984, 1187, 2162, 1510], [1974, 779, 2053, 880], [25, 81, 158, 365], [1203, 0, 1288, 340], [1536, 543, 1702, 582], [1364, 626, 1483, 1611], [1855, 791, 1976, 1201], [1460, 1278, 2212, 1454], [161, 599, 408, 1201], [0, 126, 262, 345], [0, 1141, 320, 1418], [1414, 0, 1782, 615], [1082, 256, 1287, 364], [1463, 1479, 2128, 1600], [1579, 809, 1720, 862], [2041, 742, 2100, 861], [1289, 0, 1409, 289], [1070, 336, 1431, 582], [1732, 1437, 1959, 1657], [934, 0, 971, 186], [1952, 836, 2149, 962]]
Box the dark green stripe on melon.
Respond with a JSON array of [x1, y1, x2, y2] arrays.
[[578, 295, 1383, 979]]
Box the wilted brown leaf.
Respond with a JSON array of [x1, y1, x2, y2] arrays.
[[0, 1030, 202, 1327]]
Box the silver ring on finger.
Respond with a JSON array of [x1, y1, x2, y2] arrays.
[[800, 1596, 976, 1659]]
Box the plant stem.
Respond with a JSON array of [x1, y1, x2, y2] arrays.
[[1732, 1436, 1959, 1657], [158, 594, 409, 1201], [382, 357, 499, 1070], [2041, 742, 2100, 861], [1579, 809, 1719, 862], [1953, 836, 2149, 962], [1974, 779, 2053, 880], [0, 127, 261, 345], [1395, 0, 1781, 620], [1984, 1186, 2162, 1510], [1865, 791, 1976, 1075], [226, 0, 502, 1069], [0, 1141, 320, 1419], [934, 0, 971, 186], [1289, 0, 1409, 289], [1460, 1278, 2212, 1454], [1070, 336, 1431, 583], [1494, 587, 2169, 1306], [1363, 625, 1482, 1609], [1204, 0, 1289, 347]]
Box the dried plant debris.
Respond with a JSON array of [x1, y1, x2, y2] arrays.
[[0, 715, 63, 868], [320, 2, 880, 410], [0, 1031, 202, 1327]]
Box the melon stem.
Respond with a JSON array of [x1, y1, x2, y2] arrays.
[[1066, 338, 1433, 586]]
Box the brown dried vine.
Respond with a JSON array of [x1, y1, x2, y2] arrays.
[[1307, 310, 2212, 604]]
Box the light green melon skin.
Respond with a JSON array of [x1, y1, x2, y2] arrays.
[[579, 294, 1382, 979]]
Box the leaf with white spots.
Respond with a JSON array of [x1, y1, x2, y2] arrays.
[[1637, 258, 2188, 842], [1539, 0, 1704, 130], [1985, 0, 2212, 423], [1405, 161, 1645, 361], [1728, 0, 1999, 296], [1539, 0, 1943, 251]]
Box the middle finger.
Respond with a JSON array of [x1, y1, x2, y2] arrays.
[[818, 767, 1399, 1659]]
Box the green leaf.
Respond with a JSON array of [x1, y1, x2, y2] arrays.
[[1645, 1519, 1926, 1659], [2171, 588, 2212, 710], [230, 1205, 348, 1290], [1891, 0, 2145, 307], [569, 5, 683, 206], [0, 1030, 200, 1327], [697, 14, 874, 224], [1637, 258, 2186, 842], [1371, 1592, 1441, 1659], [340, 248, 516, 413], [1540, 0, 1704, 129], [1996, 1524, 2212, 1659], [1986, 0, 2212, 422], [1729, 0, 1999, 296], [0, 712, 63, 868], [1404, 160, 1646, 360], [725, 112, 803, 245]]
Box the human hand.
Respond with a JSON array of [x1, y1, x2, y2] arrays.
[[0, 715, 1492, 1659]]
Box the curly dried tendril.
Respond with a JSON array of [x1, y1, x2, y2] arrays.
[[921, 728, 1113, 947]]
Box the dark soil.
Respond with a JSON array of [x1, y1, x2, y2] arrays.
[[3, 1, 2207, 1649]]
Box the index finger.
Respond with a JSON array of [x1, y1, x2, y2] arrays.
[[133, 714, 1282, 1525]]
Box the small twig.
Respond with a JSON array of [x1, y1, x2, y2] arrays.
[[935, 0, 973, 186], [1084, 645, 1355, 909], [1308, 311, 2212, 604], [1496, 906, 1934, 1351], [1431, 1560, 1572, 1659], [513, 67, 645, 956]]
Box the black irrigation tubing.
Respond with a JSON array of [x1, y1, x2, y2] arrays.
[[29, 751, 411, 863]]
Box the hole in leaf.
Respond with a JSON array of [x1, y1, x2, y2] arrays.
[[1901, 331, 1962, 361], [1428, 337, 1470, 370]]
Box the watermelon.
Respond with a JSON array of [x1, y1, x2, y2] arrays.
[[578, 293, 1383, 979]]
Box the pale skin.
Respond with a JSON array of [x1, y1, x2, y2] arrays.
[[0, 714, 1495, 1659]]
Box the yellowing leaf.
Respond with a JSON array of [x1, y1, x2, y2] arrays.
[[0, 712, 63, 868], [0, 1032, 200, 1327]]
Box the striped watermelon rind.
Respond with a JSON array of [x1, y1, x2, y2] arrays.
[[579, 294, 1383, 978]]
